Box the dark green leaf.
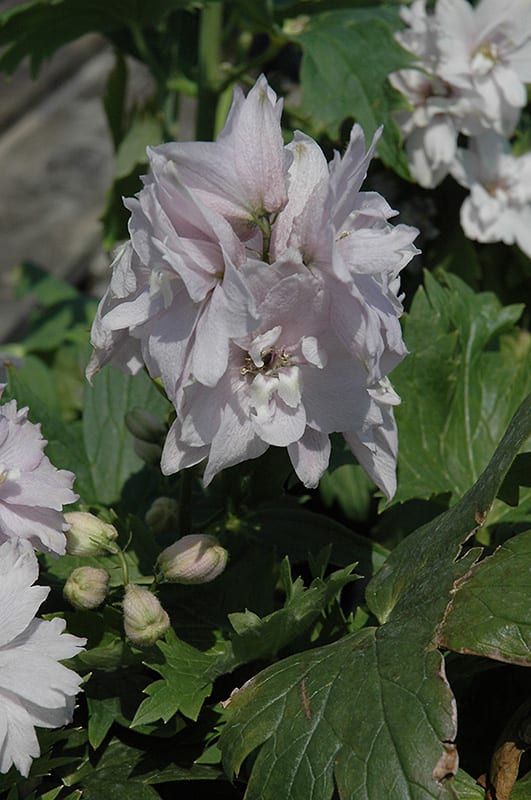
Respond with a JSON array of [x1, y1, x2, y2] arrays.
[[436, 529, 531, 666], [0, 0, 198, 76], [392, 272, 530, 508], [291, 7, 412, 176], [244, 499, 388, 578], [132, 628, 232, 725], [83, 366, 169, 505], [219, 395, 531, 800]]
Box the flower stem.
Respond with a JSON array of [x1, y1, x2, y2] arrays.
[[116, 547, 130, 586], [178, 469, 193, 535], [196, 1, 224, 141]]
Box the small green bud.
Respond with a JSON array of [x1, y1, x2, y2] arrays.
[[156, 534, 228, 585], [125, 408, 166, 443], [133, 438, 163, 465], [123, 584, 170, 647], [64, 511, 119, 556], [63, 566, 109, 610], [145, 496, 179, 533]]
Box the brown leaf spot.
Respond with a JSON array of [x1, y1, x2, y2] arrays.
[[433, 743, 458, 782]]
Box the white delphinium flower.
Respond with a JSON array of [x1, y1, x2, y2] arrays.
[[390, 0, 531, 187], [436, 0, 531, 136], [0, 386, 78, 555], [89, 77, 419, 498], [452, 132, 531, 256], [0, 539, 85, 777]]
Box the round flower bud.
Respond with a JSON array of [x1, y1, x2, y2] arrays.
[[125, 408, 166, 443], [156, 534, 228, 585], [64, 511, 119, 556], [123, 584, 170, 647], [132, 437, 163, 465], [64, 566, 109, 610], [145, 496, 179, 533]]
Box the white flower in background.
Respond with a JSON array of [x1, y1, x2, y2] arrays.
[[0, 539, 85, 777], [0, 386, 78, 555], [390, 0, 531, 187], [89, 77, 419, 498], [452, 132, 531, 256], [436, 0, 531, 136]]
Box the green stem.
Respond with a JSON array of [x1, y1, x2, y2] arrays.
[[116, 548, 130, 586], [129, 22, 166, 93], [178, 469, 193, 534], [196, 1, 224, 140]]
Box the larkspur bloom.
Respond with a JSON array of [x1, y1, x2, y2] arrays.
[[436, 0, 531, 136], [0, 538, 85, 776], [0, 386, 78, 555], [89, 77, 419, 498], [390, 0, 531, 187], [451, 132, 531, 256]]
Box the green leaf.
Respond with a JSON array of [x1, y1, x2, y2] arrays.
[[319, 462, 373, 522], [436, 529, 531, 666], [219, 395, 531, 800], [103, 51, 128, 151], [452, 770, 485, 800], [83, 366, 169, 505], [132, 628, 232, 726], [392, 272, 530, 507], [6, 365, 97, 504], [66, 738, 161, 800], [244, 499, 388, 578], [134, 555, 358, 727], [291, 7, 412, 177], [229, 560, 359, 663], [0, 0, 197, 76]]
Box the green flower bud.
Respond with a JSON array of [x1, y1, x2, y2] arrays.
[[125, 408, 166, 443], [123, 584, 170, 647], [63, 566, 109, 610], [145, 496, 179, 533], [133, 438, 163, 465], [156, 534, 228, 585], [64, 511, 119, 556]]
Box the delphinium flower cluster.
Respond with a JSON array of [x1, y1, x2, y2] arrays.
[[0, 388, 85, 776], [390, 0, 531, 255], [89, 76, 419, 500]]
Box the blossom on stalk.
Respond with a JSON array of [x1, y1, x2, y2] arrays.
[[123, 584, 170, 647], [436, 0, 531, 136], [451, 132, 531, 256], [63, 566, 110, 610], [389, 0, 531, 187], [89, 76, 419, 498], [156, 533, 228, 584], [0, 539, 85, 776], [64, 511, 118, 557], [0, 386, 78, 555]]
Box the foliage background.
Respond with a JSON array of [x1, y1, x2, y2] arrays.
[[0, 1, 530, 798]]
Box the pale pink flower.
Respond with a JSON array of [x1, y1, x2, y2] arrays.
[[389, 0, 531, 186], [0, 539, 85, 776], [452, 132, 531, 256], [89, 77, 419, 497], [436, 0, 531, 136], [0, 387, 78, 555], [162, 267, 404, 498]]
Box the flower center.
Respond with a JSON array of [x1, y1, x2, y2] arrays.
[[240, 347, 294, 377]]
